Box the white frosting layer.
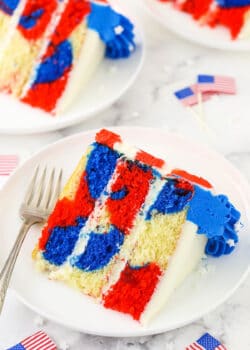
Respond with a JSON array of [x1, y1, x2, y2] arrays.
[[239, 10, 250, 39], [56, 29, 105, 114], [140, 221, 207, 325], [114, 141, 138, 160]]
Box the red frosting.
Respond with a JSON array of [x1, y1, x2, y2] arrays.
[[135, 150, 165, 169], [171, 169, 212, 189], [103, 263, 162, 320], [22, 69, 70, 113], [95, 129, 122, 149], [18, 0, 57, 40], [107, 161, 153, 235], [39, 171, 95, 250]]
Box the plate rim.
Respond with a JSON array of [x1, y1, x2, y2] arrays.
[[2, 126, 250, 337], [142, 0, 250, 52]]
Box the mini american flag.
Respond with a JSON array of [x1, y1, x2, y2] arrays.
[[0, 154, 19, 176], [174, 84, 211, 107], [186, 332, 227, 350], [197, 74, 236, 95], [7, 330, 57, 350]]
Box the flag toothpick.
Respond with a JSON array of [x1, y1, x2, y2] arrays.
[[173, 73, 236, 136]]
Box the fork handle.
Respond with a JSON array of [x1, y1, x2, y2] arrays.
[[0, 221, 32, 314]]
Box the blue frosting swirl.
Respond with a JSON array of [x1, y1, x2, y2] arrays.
[[87, 3, 136, 59], [216, 0, 250, 7], [187, 186, 241, 257]]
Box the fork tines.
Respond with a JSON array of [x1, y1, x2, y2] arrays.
[[24, 166, 63, 211]]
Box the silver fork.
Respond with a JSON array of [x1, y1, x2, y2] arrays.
[[0, 166, 63, 314]]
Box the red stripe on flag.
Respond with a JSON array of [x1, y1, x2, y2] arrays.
[[21, 331, 56, 350], [21, 331, 45, 346], [198, 76, 236, 95], [186, 343, 204, 350], [216, 345, 227, 350], [29, 339, 52, 350]]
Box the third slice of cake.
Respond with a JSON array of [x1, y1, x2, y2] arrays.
[[33, 129, 241, 324]]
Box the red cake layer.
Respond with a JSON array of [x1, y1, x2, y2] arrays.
[[159, 0, 250, 38], [103, 263, 162, 320], [107, 160, 153, 235], [22, 70, 71, 113], [39, 171, 95, 250], [45, 0, 90, 57], [18, 0, 57, 40], [207, 5, 250, 38], [178, 0, 212, 20]]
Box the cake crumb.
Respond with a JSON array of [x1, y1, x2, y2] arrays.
[[59, 340, 70, 350], [165, 341, 174, 350], [199, 262, 216, 276], [163, 65, 171, 74], [34, 315, 45, 327], [132, 111, 140, 118], [109, 65, 118, 74]]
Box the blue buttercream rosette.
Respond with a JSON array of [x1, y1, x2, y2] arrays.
[[88, 2, 136, 59], [187, 186, 241, 257]]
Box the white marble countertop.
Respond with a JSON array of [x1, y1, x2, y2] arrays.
[[0, 1, 250, 349]]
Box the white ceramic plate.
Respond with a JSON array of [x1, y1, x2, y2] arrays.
[[0, 127, 250, 337], [0, 27, 144, 135], [143, 0, 250, 51]]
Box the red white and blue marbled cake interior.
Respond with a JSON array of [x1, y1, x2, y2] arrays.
[[33, 129, 241, 323]]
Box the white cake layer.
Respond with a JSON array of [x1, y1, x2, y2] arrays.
[[140, 221, 207, 325], [56, 29, 105, 114], [0, 0, 26, 58]]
